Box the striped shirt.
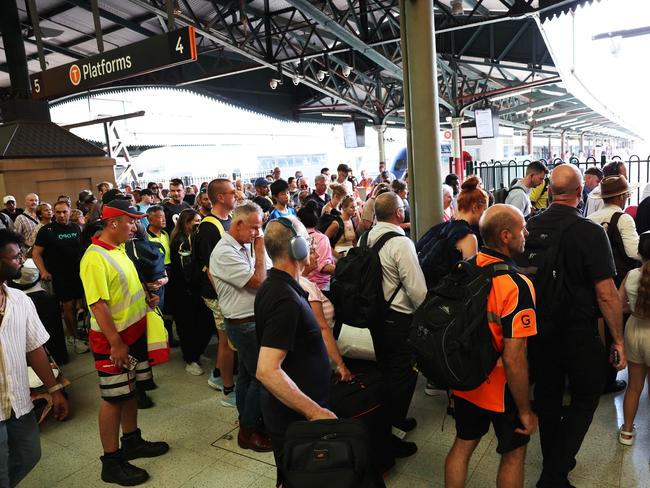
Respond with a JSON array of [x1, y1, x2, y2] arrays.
[[0, 285, 50, 421], [299, 277, 335, 328]]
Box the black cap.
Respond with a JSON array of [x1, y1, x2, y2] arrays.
[[78, 190, 96, 204], [102, 188, 127, 205]]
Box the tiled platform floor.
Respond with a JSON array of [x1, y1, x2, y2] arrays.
[[19, 342, 650, 487]]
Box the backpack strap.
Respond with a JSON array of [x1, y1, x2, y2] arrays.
[[199, 216, 226, 273], [372, 231, 407, 308]]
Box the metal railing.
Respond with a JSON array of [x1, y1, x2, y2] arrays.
[[466, 156, 650, 205]]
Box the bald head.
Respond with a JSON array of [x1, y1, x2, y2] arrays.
[[374, 192, 402, 222], [479, 204, 525, 251], [549, 165, 582, 201]]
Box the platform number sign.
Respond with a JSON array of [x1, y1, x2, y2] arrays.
[[30, 27, 197, 100]]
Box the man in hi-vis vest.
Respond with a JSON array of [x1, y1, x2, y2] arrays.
[[80, 199, 169, 486]]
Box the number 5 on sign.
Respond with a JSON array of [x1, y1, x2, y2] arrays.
[[33, 79, 41, 93], [175, 36, 184, 54]]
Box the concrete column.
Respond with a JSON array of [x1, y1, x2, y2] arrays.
[[451, 117, 464, 178], [579, 133, 585, 154], [374, 125, 387, 166], [400, 0, 443, 240], [527, 129, 533, 155], [560, 130, 567, 160]]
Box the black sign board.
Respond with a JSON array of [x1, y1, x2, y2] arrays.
[[30, 27, 197, 100]]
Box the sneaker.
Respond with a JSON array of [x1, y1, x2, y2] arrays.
[[424, 381, 441, 396], [185, 362, 204, 376], [121, 429, 170, 460], [208, 373, 223, 391], [220, 390, 236, 408], [73, 339, 89, 354], [100, 452, 149, 486]]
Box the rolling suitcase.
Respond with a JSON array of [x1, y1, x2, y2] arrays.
[[330, 359, 395, 476]]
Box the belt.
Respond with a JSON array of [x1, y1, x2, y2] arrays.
[[226, 316, 255, 325]]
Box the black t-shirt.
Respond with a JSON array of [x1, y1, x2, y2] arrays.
[[163, 201, 191, 233], [255, 268, 331, 434], [636, 197, 650, 234], [34, 222, 82, 277], [527, 203, 615, 323], [196, 215, 231, 298], [253, 195, 273, 213]]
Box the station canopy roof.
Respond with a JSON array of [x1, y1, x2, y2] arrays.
[[1, 0, 634, 140]]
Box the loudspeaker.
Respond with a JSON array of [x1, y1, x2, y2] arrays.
[[276, 217, 309, 261]]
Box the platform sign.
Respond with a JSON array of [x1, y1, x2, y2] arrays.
[[30, 27, 197, 100]]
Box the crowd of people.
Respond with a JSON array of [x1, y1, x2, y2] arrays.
[[1, 158, 648, 488]]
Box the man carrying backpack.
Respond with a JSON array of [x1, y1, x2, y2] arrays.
[[504, 161, 548, 217], [522, 165, 626, 488], [445, 204, 538, 488], [362, 192, 426, 457], [588, 175, 640, 394]]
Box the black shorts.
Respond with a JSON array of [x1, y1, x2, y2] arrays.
[[92, 332, 155, 403], [52, 273, 84, 302], [453, 391, 530, 454]]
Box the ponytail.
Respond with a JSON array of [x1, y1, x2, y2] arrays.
[[634, 261, 650, 318]]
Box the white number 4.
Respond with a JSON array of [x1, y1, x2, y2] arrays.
[[175, 36, 184, 54]]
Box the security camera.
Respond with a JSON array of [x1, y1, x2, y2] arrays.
[[270, 78, 281, 90], [342, 66, 351, 78], [317, 70, 328, 81], [292, 75, 301, 86]]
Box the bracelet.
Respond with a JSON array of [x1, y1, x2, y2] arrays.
[[47, 383, 63, 394]]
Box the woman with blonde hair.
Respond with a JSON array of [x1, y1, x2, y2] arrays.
[[321, 183, 348, 216]]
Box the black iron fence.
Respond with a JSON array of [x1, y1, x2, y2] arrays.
[[466, 156, 650, 205]]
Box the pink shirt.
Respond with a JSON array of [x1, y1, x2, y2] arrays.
[[299, 277, 335, 329], [307, 228, 334, 290]]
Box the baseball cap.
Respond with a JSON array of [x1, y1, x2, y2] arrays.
[[101, 199, 145, 220], [102, 188, 126, 205], [2, 195, 15, 204], [254, 177, 271, 187]]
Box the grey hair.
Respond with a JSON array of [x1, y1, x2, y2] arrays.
[[314, 174, 328, 185], [442, 184, 453, 197], [232, 201, 262, 223]]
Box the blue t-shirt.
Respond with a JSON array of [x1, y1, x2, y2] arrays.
[[268, 207, 297, 222]]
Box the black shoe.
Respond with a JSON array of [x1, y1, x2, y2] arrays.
[[101, 452, 149, 486], [536, 471, 576, 488], [390, 435, 417, 458], [393, 417, 417, 432], [136, 389, 154, 409], [603, 379, 627, 394], [121, 429, 170, 461]]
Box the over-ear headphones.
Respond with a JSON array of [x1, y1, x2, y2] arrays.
[[275, 217, 309, 261]]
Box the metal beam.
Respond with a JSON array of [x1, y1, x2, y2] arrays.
[[63, 0, 159, 38], [282, 0, 403, 80], [498, 93, 574, 116], [464, 0, 491, 17], [124, 0, 378, 118]]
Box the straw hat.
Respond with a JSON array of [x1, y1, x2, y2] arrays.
[[597, 176, 638, 199]]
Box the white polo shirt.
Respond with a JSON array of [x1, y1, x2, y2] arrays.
[[0, 285, 49, 420], [210, 233, 267, 320]]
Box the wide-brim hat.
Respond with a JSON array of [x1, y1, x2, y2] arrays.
[[11, 259, 40, 289], [597, 176, 638, 199]]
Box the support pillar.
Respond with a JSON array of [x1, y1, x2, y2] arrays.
[[451, 117, 464, 178], [579, 133, 584, 155], [374, 125, 387, 166], [527, 129, 533, 156], [400, 0, 443, 240], [548, 136, 552, 160], [560, 130, 567, 160]]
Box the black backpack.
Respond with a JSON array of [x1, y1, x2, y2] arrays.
[[331, 231, 403, 328], [603, 212, 640, 287], [416, 220, 472, 289], [493, 185, 525, 205], [516, 214, 580, 337], [282, 418, 382, 488], [179, 216, 225, 289], [317, 212, 345, 247], [408, 258, 515, 391]]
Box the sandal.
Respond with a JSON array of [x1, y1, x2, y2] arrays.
[[618, 425, 636, 446]]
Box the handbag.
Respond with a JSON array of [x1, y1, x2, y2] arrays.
[[336, 324, 376, 361], [146, 307, 169, 366]]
